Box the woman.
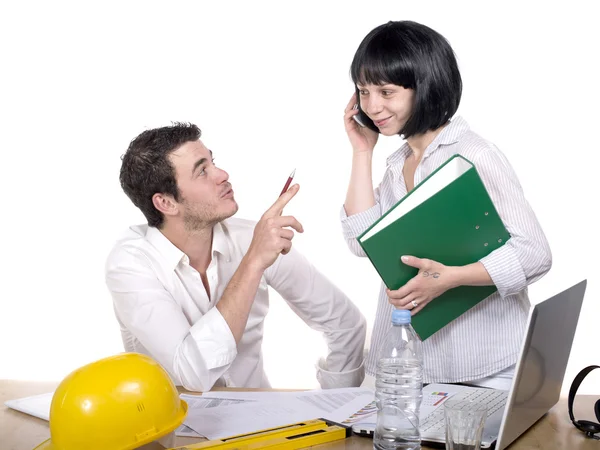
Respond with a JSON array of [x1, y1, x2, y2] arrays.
[[341, 20, 551, 389]]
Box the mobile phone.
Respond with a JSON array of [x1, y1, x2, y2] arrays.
[[352, 103, 366, 127]]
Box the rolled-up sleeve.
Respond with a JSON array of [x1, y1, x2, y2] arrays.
[[475, 147, 552, 298], [340, 188, 383, 257], [105, 249, 237, 392], [265, 248, 367, 388]]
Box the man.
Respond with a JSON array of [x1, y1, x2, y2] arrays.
[[105, 122, 366, 392]]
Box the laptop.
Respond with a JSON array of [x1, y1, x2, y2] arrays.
[[352, 280, 587, 449]]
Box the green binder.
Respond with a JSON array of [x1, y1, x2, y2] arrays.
[[357, 154, 510, 341]]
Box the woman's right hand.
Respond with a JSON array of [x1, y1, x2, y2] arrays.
[[344, 93, 378, 153]]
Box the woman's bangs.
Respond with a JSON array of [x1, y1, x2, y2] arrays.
[[352, 48, 414, 88]]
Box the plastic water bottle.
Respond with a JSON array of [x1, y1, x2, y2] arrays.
[[373, 309, 423, 450]]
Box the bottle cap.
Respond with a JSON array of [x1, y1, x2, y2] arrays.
[[391, 309, 411, 325]]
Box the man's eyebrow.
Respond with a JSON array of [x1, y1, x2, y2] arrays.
[[191, 151, 215, 175], [192, 158, 208, 175]]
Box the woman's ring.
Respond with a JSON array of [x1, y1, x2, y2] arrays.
[[411, 300, 419, 308]]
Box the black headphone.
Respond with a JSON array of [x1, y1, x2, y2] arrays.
[[568, 365, 600, 440]]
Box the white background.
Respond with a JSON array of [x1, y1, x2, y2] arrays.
[[1, 1, 598, 395]]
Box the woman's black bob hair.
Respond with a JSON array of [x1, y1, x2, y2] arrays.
[[350, 20, 462, 138]]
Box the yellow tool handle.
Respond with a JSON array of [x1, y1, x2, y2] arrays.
[[168, 419, 343, 449], [245, 425, 347, 449], [171, 426, 347, 450]]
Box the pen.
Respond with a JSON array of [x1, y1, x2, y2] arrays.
[[279, 168, 296, 196]]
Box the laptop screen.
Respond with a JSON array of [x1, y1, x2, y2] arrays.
[[495, 280, 586, 449]]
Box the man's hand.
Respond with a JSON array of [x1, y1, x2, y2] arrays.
[[386, 256, 457, 315], [245, 184, 304, 272]]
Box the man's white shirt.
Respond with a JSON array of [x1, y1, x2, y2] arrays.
[[105, 218, 366, 391]]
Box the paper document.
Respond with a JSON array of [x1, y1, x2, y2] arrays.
[[294, 388, 373, 416], [420, 386, 462, 417], [176, 424, 203, 438], [176, 394, 254, 437], [201, 388, 374, 416], [6, 388, 376, 441], [3, 391, 257, 438], [342, 399, 377, 425], [184, 388, 375, 440], [4, 392, 53, 421], [179, 393, 253, 409], [200, 390, 308, 400]]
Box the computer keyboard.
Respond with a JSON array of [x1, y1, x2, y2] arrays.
[[420, 388, 507, 434]]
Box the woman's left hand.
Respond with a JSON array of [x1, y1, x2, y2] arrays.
[[387, 256, 457, 315]]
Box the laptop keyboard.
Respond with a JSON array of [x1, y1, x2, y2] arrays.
[[420, 388, 507, 434]]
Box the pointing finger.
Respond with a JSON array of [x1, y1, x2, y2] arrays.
[[264, 184, 300, 218]]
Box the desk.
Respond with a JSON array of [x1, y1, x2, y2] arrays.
[[1, 380, 598, 450]]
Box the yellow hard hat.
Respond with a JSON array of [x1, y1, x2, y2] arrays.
[[34, 352, 188, 450]]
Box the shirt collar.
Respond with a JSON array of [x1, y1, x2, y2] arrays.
[[145, 221, 232, 271], [145, 226, 185, 270], [430, 115, 470, 149], [212, 221, 231, 262], [386, 115, 470, 166]]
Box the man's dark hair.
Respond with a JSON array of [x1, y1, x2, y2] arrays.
[[351, 20, 462, 138], [120, 122, 201, 228]]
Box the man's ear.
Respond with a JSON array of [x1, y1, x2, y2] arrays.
[[152, 193, 179, 218]]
